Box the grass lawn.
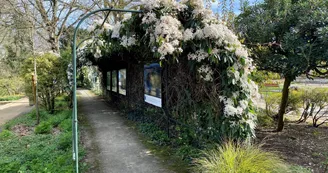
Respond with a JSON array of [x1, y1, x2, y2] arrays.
[[0, 96, 85, 173]]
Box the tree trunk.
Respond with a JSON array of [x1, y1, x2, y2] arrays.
[[276, 77, 292, 132], [47, 29, 60, 53], [50, 38, 59, 53], [50, 96, 55, 114]]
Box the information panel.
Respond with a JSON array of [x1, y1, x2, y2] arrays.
[[118, 69, 126, 95], [144, 63, 161, 107]]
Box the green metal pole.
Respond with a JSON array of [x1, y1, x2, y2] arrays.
[[72, 8, 142, 173]]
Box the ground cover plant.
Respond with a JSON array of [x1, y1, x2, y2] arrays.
[[0, 96, 84, 173]]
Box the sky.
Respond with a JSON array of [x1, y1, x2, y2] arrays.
[[211, 0, 264, 15]]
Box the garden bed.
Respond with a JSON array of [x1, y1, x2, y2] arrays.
[[256, 123, 328, 173], [0, 96, 85, 173]]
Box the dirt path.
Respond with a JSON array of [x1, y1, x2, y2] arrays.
[[78, 89, 174, 173], [0, 97, 33, 127]]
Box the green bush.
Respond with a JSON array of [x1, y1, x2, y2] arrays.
[[0, 130, 14, 140], [194, 141, 288, 173], [35, 122, 52, 134], [59, 118, 72, 132], [250, 70, 281, 85], [49, 111, 70, 127], [298, 88, 328, 127], [256, 109, 275, 127], [22, 53, 69, 113], [263, 90, 303, 117], [49, 115, 65, 127], [28, 109, 51, 119], [264, 92, 281, 116]]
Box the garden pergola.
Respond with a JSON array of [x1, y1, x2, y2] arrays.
[[72, 8, 142, 173]]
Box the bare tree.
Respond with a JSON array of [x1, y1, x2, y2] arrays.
[[5, 0, 99, 53]]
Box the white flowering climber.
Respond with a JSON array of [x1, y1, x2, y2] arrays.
[[77, 0, 260, 139]]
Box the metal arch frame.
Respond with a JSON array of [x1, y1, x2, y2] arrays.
[[72, 8, 142, 173]]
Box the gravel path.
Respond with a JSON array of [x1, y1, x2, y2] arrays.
[[0, 97, 33, 127], [78, 89, 174, 173]]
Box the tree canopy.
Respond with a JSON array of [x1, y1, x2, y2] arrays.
[[236, 0, 328, 131], [236, 0, 328, 79]]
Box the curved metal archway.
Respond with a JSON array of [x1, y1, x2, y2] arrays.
[[72, 8, 142, 173]]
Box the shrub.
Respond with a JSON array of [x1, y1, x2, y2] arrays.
[[29, 110, 51, 120], [49, 116, 65, 127], [49, 111, 70, 127], [264, 92, 281, 116], [298, 88, 328, 127], [35, 122, 52, 134], [256, 109, 275, 127], [59, 119, 72, 132], [194, 141, 288, 173], [0, 130, 14, 140], [21, 53, 68, 113], [263, 90, 303, 117]]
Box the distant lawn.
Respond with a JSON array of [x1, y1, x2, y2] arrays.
[[259, 85, 282, 94], [0, 95, 24, 101]]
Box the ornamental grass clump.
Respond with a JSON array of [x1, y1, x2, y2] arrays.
[[195, 141, 288, 173]]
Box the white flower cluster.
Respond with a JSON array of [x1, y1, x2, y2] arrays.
[[120, 36, 137, 48], [198, 65, 213, 81], [157, 43, 175, 58], [183, 28, 194, 41], [187, 49, 208, 62], [89, 39, 105, 58], [87, 18, 112, 33], [103, 23, 112, 30], [219, 96, 256, 133], [140, 0, 187, 11], [142, 12, 157, 24], [91, 46, 102, 58], [67, 63, 73, 87], [140, 0, 161, 10], [226, 62, 260, 105], [154, 15, 183, 59], [111, 22, 121, 38]]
